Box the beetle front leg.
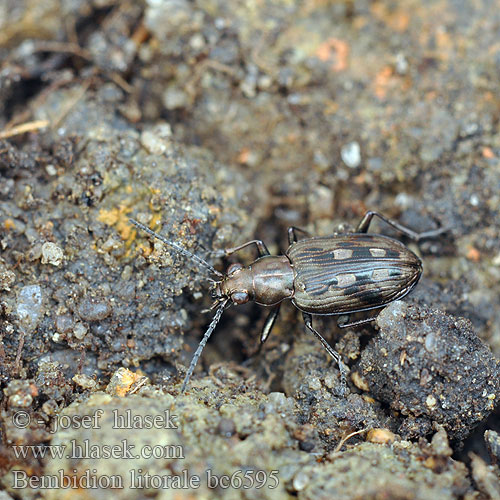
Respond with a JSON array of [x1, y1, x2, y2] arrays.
[[245, 304, 281, 362], [302, 313, 349, 393], [260, 304, 281, 344], [213, 239, 270, 258], [356, 211, 446, 241]]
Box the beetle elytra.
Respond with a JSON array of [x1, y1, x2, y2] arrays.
[[130, 211, 445, 393]]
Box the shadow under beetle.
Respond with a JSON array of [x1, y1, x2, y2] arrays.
[[130, 211, 445, 393]]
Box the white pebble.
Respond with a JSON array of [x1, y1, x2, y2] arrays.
[[17, 285, 43, 332], [341, 141, 361, 168], [41, 242, 64, 266]]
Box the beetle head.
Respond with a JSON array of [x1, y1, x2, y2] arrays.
[[209, 263, 254, 307]]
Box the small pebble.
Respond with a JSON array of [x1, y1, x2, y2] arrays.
[[162, 87, 189, 110], [341, 141, 361, 168], [366, 428, 396, 444], [17, 285, 43, 331], [41, 242, 64, 266], [308, 377, 322, 391], [395, 52, 409, 74], [217, 418, 236, 437], [351, 371, 370, 392], [55, 315, 74, 334], [73, 322, 88, 339], [72, 374, 97, 390], [77, 297, 112, 321], [292, 470, 310, 491], [426, 394, 437, 409], [0, 267, 16, 291], [431, 425, 452, 456]]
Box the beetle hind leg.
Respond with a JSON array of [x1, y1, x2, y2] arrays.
[[356, 210, 447, 241], [302, 313, 349, 394]]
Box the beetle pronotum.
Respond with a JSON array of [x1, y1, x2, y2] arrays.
[[130, 211, 445, 392]]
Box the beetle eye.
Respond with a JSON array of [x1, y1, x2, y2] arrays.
[[231, 291, 249, 304], [227, 263, 243, 275]]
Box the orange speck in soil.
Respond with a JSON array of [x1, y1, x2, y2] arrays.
[[111, 368, 144, 397], [3, 218, 16, 230], [482, 147, 495, 159], [315, 38, 349, 72], [374, 66, 394, 99], [98, 208, 121, 226], [466, 246, 481, 262], [425, 90, 438, 101], [353, 173, 366, 185], [98, 205, 135, 243], [237, 147, 251, 164], [149, 212, 162, 230], [323, 100, 339, 115], [436, 29, 451, 50]]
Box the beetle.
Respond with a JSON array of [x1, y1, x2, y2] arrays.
[[129, 211, 445, 393]]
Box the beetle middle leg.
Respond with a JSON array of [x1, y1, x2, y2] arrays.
[[288, 227, 312, 245], [302, 313, 349, 392], [357, 211, 446, 241]]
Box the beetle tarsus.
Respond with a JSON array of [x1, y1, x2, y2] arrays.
[[337, 315, 379, 329]]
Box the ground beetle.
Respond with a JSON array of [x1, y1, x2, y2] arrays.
[[130, 211, 445, 392]]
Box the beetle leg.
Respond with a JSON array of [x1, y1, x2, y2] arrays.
[[260, 304, 281, 344], [288, 226, 312, 245], [356, 211, 446, 241], [337, 314, 378, 328], [213, 239, 270, 258], [302, 313, 349, 393], [241, 304, 281, 365]]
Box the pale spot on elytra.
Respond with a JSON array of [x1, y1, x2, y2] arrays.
[[369, 248, 386, 257], [372, 268, 390, 280], [333, 248, 353, 259], [336, 273, 356, 287]]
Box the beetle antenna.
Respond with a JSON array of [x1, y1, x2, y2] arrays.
[[130, 218, 223, 278], [180, 299, 229, 392]]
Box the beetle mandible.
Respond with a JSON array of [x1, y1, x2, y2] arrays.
[[130, 211, 445, 393]]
